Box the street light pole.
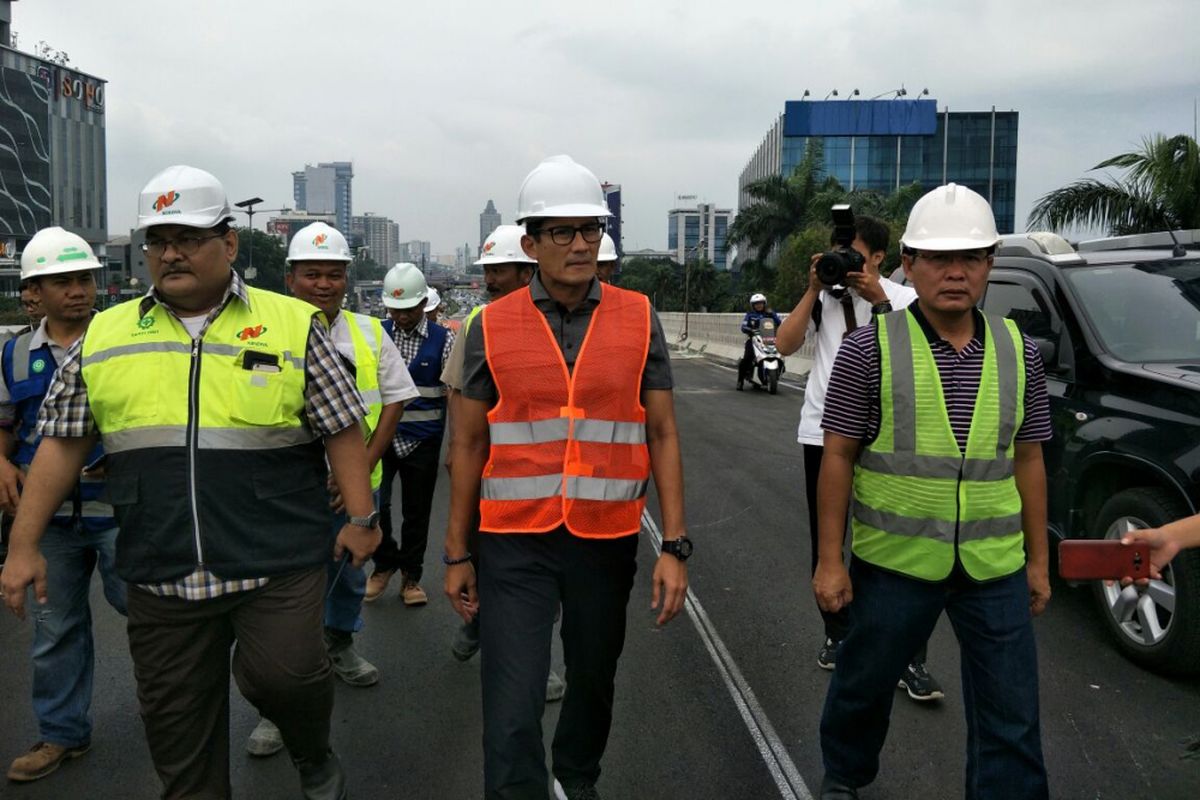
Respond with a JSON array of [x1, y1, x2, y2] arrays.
[[234, 197, 263, 281], [683, 237, 706, 341]]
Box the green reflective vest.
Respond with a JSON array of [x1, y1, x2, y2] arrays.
[[80, 286, 332, 583], [342, 311, 385, 490], [851, 309, 1027, 582]]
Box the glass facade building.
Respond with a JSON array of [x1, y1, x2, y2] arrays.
[[740, 99, 1018, 234], [668, 203, 733, 270], [602, 182, 622, 257], [292, 161, 354, 234]]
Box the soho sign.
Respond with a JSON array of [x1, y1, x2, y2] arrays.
[[59, 69, 104, 111]]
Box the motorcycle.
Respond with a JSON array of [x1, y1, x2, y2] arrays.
[[738, 318, 785, 394]]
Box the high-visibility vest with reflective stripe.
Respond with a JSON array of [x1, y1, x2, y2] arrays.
[[79, 287, 332, 583], [480, 283, 651, 538], [851, 309, 1027, 582], [343, 311, 385, 490], [2, 332, 114, 530], [463, 304, 483, 336], [384, 318, 449, 441]]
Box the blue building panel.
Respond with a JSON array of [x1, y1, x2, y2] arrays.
[[783, 99, 937, 137]]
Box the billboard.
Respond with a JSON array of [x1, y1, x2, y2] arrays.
[[0, 65, 52, 236]]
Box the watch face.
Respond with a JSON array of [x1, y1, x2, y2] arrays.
[[678, 538, 694, 558]]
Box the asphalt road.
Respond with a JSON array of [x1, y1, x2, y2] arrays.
[[1, 354, 1198, 799]]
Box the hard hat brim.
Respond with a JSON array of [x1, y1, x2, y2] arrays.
[[515, 204, 612, 223], [287, 254, 354, 264], [137, 211, 236, 231], [21, 260, 104, 280], [900, 235, 1001, 251], [382, 292, 427, 310]]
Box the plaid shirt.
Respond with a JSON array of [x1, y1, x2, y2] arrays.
[[37, 272, 366, 600], [389, 317, 454, 459]]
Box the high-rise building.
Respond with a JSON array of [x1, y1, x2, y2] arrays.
[[291, 161, 354, 234], [399, 240, 431, 266], [602, 182, 622, 257], [351, 213, 399, 268], [668, 201, 733, 271], [0, 2, 107, 284], [479, 199, 501, 254], [739, 98, 1018, 233]]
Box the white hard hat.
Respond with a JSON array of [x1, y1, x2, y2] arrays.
[[20, 226, 104, 280], [287, 222, 352, 263], [475, 224, 537, 266], [137, 165, 235, 230], [516, 155, 612, 223], [382, 262, 428, 309], [750, 293, 767, 305], [598, 233, 618, 262], [901, 183, 1000, 252], [424, 288, 442, 312]]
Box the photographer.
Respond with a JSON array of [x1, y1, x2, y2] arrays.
[[737, 293, 782, 389], [774, 212, 941, 701]]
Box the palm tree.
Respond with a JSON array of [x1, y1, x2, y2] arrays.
[[1027, 134, 1200, 235]]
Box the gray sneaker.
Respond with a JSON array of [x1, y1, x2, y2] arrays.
[[247, 718, 284, 757], [328, 641, 379, 687], [546, 670, 566, 703]]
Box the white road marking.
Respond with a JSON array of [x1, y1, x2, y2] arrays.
[[642, 510, 813, 800]]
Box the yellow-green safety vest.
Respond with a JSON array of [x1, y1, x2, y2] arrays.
[[342, 311, 386, 491], [850, 309, 1027, 582]]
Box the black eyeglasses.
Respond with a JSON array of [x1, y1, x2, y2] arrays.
[[141, 231, 225, 257], [537, 223, 606, 246]]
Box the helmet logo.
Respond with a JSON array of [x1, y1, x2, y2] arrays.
[[153, 191, 181, 213], [56, 247, 88, 264], [483, 240, 496, 254], [390, 288, 404, 298], [237, 324, 268, 341], [313, 233, 328, 248]]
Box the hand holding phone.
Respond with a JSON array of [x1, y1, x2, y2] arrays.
[[1058, 540, 1152, 581]]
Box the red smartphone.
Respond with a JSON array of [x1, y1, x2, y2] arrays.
[[1058, 540, 1152, 581]]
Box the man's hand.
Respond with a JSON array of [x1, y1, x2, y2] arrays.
[[1, 546, 47, 620], [0, 458, 23, 514], [444, 562, 478, 623], [1027, 560, 1051, 616], [813, 560, 853, 613], [333, 522, 381, 567], [807, 254, 825, 293], [651, 553, 688, 625], [845, 269, 887, 305]]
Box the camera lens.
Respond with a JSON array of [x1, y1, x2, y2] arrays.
[[816, 251, 850, 286]]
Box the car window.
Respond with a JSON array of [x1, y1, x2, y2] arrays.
[[983, 281, 1056, 339]]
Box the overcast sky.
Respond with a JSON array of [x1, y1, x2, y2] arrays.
[[12, 0, 1199, 256]]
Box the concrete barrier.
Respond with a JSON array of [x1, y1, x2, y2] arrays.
[[658, 312, 814, 376]]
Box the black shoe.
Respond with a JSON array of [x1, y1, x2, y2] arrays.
[[555, 779, 601, 800], [294, 749, 348, 800], [817, 637, 838, 671], [819, 774, 859, 799], [736, 376, 744, 391], [898, 661, 945, 702]]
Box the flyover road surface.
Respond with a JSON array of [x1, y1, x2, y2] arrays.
[[1, 354, 1197, 799]]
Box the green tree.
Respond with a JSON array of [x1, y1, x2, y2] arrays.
[[1027, 134, 1200, 235], [616, 257, 676, 309], [233, 229, 289, 293]]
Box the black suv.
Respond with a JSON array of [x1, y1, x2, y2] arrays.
[[983, 230, 1200, 675]]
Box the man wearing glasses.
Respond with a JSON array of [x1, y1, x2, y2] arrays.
[[445, 155, 690, 800], [812, 184, 1052, 800], [2, 165, 380, 800]]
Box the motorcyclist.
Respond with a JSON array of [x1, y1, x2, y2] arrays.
[[739, 292, 782, 389]]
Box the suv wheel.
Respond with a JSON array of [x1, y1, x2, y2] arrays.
[[1091, 487, 1200, 676]]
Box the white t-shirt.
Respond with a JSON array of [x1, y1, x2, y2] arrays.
[[796, 277, 918, 446], [329, 312, 420, 405]]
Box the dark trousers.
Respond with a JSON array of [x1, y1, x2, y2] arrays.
[[820, 560, 1048, 799], [373, 436, 442, 581], [478, 528, 638, 800], [739, 338, 755, 379], [804, 443, 928, 663], [126, 569, 333, 800]]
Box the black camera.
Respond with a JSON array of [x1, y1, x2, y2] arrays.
[[814, 204, 865, 287]]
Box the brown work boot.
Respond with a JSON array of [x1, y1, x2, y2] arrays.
[[364, 568, 395, 602], [7, 741, 91, 782], [400, 576, 427, 606]]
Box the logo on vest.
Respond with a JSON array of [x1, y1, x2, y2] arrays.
[[237, 324, 268, 341], [31, 358, 46, 374], [137, 316, 155, 330]]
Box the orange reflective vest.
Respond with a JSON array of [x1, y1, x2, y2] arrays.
[[479, 283, 652, 538]]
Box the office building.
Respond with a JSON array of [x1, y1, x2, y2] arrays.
[[400, 240, 431, 265], [479, 199, 501, 254], [291, 161, 353, 233], [266, 210, 336, 247], [668, 201, 733, 270], [602, 182, 622, 257], [739, 98, 1018, 233], [0, 0, 107, 290], [351, 212, 400, 267]]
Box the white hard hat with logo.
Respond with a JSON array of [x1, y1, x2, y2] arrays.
[[20, 226, 104, 280], [749, 292, 767, 305], [424, 288, 442, 312], [516, 155, 612, 223], [288, 222, 352, 263], [598, 233, 618, 262], [901, 183, 1000, 252], [137, 165, 235, 231], [475, 225, 537, 266], [382, 262, 428, 309]]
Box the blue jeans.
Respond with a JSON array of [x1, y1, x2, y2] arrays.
[[31, 520, 126, 748], [323, 490, 379, 634], [820, 560, 1048, 800]]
